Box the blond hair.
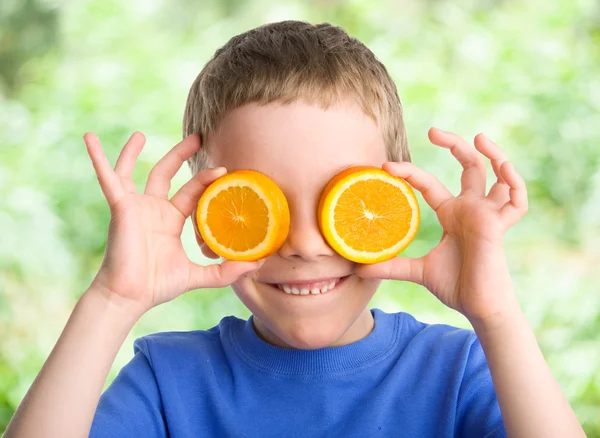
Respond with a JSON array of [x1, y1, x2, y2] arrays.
[[183, 20, 409, 174]]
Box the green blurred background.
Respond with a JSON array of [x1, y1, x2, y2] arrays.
[[1, 0, 599, 435]]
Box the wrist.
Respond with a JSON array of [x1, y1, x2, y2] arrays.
[[84, 282, 147, 325], [468, 298, 526, 341]]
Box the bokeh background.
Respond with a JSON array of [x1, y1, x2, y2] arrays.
[[1, 0, 599, 435]]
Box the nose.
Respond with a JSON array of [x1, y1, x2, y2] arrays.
[[278, 206, 335, 261]]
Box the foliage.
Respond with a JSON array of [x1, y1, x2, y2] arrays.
[[1, 0, 599, 435]]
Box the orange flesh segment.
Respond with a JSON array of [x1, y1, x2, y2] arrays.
[[206, 186, 269, 252], [334, 179, 412, 252]]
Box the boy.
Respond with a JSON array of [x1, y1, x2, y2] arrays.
[[5, 21, 584, 437]]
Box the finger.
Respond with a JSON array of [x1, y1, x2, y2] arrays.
[[428, 128, 486, 196], [499, 161, 528, 226], [473, 134, 511, 206], [489, 159, 507, 184], [170, 167, 227, 217], [486, 158, 510, 205], [83, 133, 124, 205], [114, 132, 146, 179], [355, 256, 424, 285], [487, 181, 510, 206], [144, 134, 201, 198], [473, 133, 508, 184], [186, 260, 263, 290], [383, 161, 453, 212], [193, 230, 220, 260]]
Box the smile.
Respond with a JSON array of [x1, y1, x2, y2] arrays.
[[267, 276, 350, 295]]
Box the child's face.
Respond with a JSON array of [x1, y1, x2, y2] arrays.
[[207, 100, 387, 349]]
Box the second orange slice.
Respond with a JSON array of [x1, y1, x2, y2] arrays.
[[318, 166, 420, 264]]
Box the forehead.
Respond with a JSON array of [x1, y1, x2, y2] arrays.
[[208, 101, 387, 194]]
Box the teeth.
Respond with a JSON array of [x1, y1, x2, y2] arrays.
[[276, 278, 342, 296]]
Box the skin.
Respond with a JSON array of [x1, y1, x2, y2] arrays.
[[4, 101, 585, 437], [204, 102, 386, 349]]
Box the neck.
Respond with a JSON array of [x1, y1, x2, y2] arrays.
[[252, 307, 375, 349]]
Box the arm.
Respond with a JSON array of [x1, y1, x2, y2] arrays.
[[473, 297, 584, 438], [4, 132, 260, 438], [357, 128, 585, 437], [4, 287, 141, 438]]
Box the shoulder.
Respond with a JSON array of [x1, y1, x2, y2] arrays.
[[378, 308, 479, 350], [374, 309, 483, 374], [379, 310, 503, 434], [132, 315, 244, 367]]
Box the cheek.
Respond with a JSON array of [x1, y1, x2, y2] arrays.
[[230, 276, 255, 304], [354, 278, 381, 304], [230, 271, 273, 316]]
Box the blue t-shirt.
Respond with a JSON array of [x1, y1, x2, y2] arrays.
[[90, 308, 505, 437]]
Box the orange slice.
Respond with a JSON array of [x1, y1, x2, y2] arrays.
[[318, 166, 420, 264], [196, 170, 290, 261]]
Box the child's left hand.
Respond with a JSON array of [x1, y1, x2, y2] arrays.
[[356, 128, 528, 325]]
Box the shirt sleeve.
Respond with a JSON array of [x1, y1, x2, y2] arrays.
[[89, 339, 166, 438], [456, 336, 506, 438]]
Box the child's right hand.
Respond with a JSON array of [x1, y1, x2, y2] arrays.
[[84, 132, 262, 317]]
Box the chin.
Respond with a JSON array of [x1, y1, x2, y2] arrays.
[[232, 274, 381, 350]]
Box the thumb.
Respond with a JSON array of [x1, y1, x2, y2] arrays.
[[187, 259, 264, 291], [355, 256, 424, 285]]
